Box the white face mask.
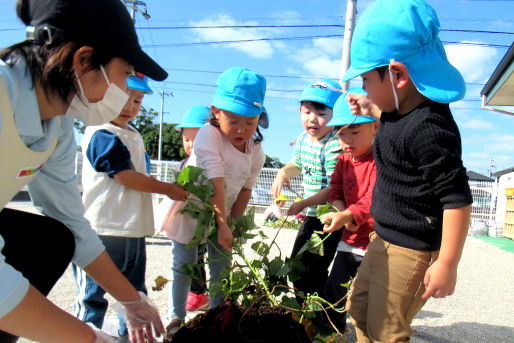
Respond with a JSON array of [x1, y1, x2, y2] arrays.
[[389, 59, 399, 111], [65, 65, 129, 126]]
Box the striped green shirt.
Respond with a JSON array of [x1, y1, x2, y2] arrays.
[[292, 130, 341, 216]]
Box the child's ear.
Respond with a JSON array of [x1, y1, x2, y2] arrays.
[[210, 105, 220, 117], [390, 62, 410, 89]]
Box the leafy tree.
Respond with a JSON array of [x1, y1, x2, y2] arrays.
[[264, 155, 284, 168], [73, 105, 158, 135], [132, 106, 158, 132], [141, 123, 184, 161]]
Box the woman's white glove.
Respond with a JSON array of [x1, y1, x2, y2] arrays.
[[112, 292, 165, 343], [89, 324, 115, 343]]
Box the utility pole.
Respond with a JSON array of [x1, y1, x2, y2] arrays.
[[489, 156, 496, 177], [339, 0, 357, 92], [158, 91, 173, 161], [122, 0, 151, 22]]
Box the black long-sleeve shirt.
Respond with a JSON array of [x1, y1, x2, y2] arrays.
[[371, 100, 472, 251]]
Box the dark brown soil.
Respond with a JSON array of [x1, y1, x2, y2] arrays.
[[164, 302, 311, 343]]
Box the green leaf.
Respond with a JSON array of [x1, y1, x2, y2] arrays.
[[251, 259, 263, 269], [281, 296, 301, 311], [251, 241, 267, 256], [316, 202, 333, 217], [176, 166, 204, 186], [297, 232, 324, 256], [268, 257, 284, 276]]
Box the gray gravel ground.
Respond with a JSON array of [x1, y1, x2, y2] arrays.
[[8, 202, 514, 343]]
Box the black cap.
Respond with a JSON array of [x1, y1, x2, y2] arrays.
[[23, 0, 167, 81]]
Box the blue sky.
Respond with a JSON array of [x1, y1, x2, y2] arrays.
[[1, 0, 513, 175]]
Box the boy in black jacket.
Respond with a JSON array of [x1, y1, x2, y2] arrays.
[[341, 0, 472, 341]]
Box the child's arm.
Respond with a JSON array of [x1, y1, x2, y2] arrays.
[[114, 170, 188, 201], [271, 163, 301, 199], [230, 187, 252, 219], [287, 186, 331, 216], [210, 177, 233, 251], [422, 205, 471, 300]]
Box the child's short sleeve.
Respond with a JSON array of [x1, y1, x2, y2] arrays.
[[86, 129, 132, 178]]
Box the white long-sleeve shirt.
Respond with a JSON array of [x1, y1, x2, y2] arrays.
[[163, 124, 265, 243]]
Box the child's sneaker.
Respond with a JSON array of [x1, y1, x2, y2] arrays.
[[186, 292, 210, 311]]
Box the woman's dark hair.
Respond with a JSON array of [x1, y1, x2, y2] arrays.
[[209, 113, 264, 143], [0, 0, 114, 103]]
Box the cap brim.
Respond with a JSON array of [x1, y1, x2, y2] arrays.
[[327, 115, 376, 126], [212, 97, 262, 117], [120, 48, 168, 81], [259, 111, 269, 129], [342, 65, 375, 82], [128, 82, 153, 94], [298, 95, 334, 108]]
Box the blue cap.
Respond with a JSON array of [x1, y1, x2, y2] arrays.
[[176, 105, 211, 132], [327, 88, 377, 127], [342, 0, 465, 104], [127, 71, 153, 94], [212, 67, 266, 117], [299, 79, 342, 108]]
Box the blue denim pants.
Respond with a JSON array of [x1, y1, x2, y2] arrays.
[[73, 235, 147, 336], [169, 239, 231, 319]]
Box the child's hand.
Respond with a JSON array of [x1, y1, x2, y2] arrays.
[[322, 212, 345, 233], [344, 221, 359, 232], [167, 184, 189, 202], [421, 259, 458, 300], [271, 171, 290, 199], [347, 93, 377, 117], [287, 201, 304, 216], [217, 223, 233, 251]]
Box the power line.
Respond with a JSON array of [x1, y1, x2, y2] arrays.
[[161, 67, 488, 86], [132, 24, 514, 36], [140, 35, 510, 48]]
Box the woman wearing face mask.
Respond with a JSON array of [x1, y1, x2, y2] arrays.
[[0, 1, 188, 342]]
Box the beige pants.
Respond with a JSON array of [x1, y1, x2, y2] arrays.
[[347, 232, 439, 343]]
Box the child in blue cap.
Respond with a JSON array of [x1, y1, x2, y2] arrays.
[[157, 105, 211, 313], [272, 78, 343, 304], [74, 72, 188, 342], [163, 67, 267, 335], [287, 87, 378, 334], [341, 1, 472, 341]]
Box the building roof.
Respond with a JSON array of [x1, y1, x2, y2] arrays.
[[467, 170, 494, 182], [492, 166, 514, 177], [481, 42, 514, 107]]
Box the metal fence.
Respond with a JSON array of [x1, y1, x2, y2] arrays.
[[75, 155, 497, 226], [149, 161, 303, 208]]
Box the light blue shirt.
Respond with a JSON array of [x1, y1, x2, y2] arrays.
[[0, 58, 104, 318]]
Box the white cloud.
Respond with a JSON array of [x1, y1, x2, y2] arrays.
[[290, 37, 343, 77], [485, 134, 514, 154], [190, 15, 276, 59], [460, 118, 495, 130], [445, 42, 498, 84], [312, 38, 342, 56]]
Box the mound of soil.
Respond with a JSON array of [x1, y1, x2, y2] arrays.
[[164, 302, 311, 343]]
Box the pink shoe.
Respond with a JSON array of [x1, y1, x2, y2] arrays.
[[186, 292, 210, 312]]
